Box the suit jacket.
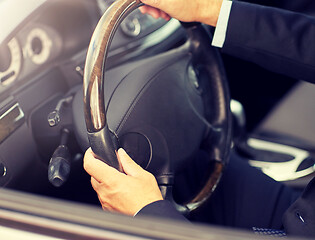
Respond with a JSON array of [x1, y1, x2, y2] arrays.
[[221, 3, 315, 236], [239, 0, 315, 15], [222, 1, 315, 83], [221, 2, 315, 236], [137, 2, 315, 237], [137, 200, 188, 222], [137, 178, 315, 237], [137, 3, 315, 237]]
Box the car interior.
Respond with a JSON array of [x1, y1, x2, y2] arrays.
[[1, 0, 315, 235]]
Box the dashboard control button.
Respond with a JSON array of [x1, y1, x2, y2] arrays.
[[0, 162, 7, 177]]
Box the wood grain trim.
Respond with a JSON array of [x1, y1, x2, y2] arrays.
[[0, 103, 24, 144], [83, 0, 141, 133]]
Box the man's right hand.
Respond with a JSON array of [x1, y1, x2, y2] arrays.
[[139, 0, 223, 27]]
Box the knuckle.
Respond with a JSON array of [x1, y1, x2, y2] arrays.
[[143, 171, 155, 182], [83, 158, 89, 171], [154, 0, 160, 7], [83, 157, 93, 173]]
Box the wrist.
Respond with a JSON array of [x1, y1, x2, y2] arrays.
[[197, 0, 223, 26]]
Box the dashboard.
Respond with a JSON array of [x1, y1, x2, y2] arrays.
[[0, 0, 182, 97]]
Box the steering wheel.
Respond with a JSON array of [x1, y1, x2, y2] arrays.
[[82, 0, 232, 214]]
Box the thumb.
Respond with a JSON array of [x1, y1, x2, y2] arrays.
[[117, 148, 143, 176]]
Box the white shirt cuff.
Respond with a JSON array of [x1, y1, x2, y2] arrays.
[[212, 0, 233, 48]]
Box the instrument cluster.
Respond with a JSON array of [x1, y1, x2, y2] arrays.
[[0, 23, 61, 88]]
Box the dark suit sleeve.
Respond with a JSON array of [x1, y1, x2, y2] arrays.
[[135, 200, 189, 222], [222, 1, 315, 83], [238, 0, 315, 15], [282, 177, 315, 237]]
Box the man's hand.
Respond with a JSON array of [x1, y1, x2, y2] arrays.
[[84, 148, 163, 216], [139, 0, 223, 27]]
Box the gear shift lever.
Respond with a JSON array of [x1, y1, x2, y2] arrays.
[[48, 128, 71, 187]]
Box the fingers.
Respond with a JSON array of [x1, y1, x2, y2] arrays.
[[142, 6, 161, 19], [139, 5, 148, 14], [160, 11, 171, 21], [84, 148, 163, 215], [139, 5, 170, 21], [84, 147, 143, 180], [90, 176, 100, 189], [141, 0, 163, 9], [116, 148, 143, 177], [140, 0, 171, 19], [91, 177, 115, 212], [84, 148, 122, 183]]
